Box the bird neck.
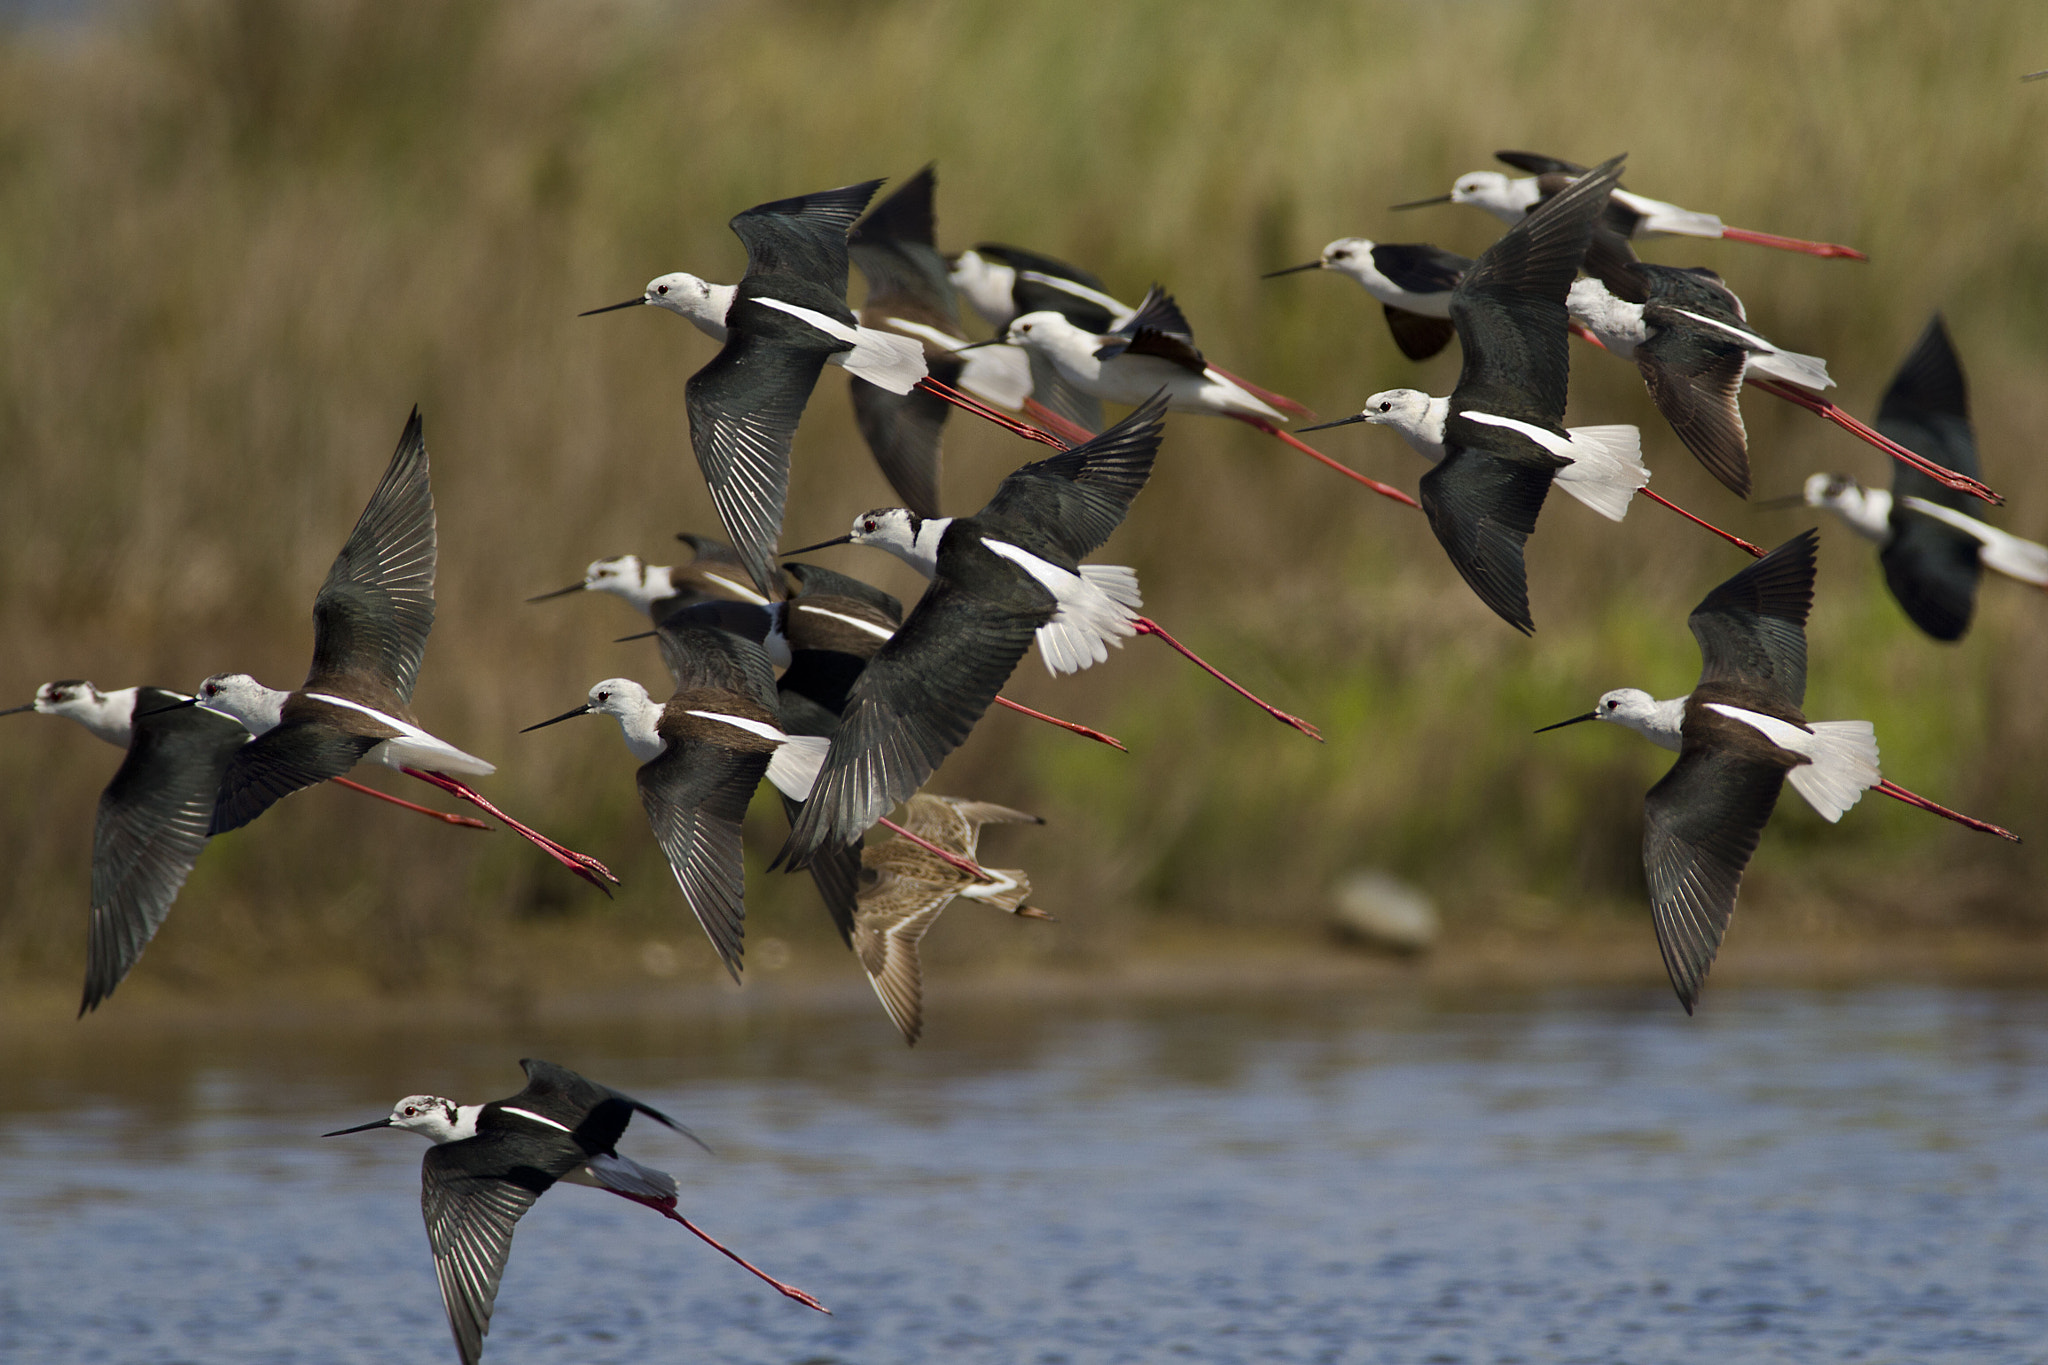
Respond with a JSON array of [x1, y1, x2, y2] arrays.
[[1567, 279, 1645, 354], [1397, 398, 1451, 459], [1825, 485, 1893, 542], [213, 683, 289, 734], [652, 281, 735, 341], [875, 516, 952, 579], [55, 686, 141, 748], [596, 564, 676, 615], [1615, 695, 1688, 752], [608, 693, 668, 763]]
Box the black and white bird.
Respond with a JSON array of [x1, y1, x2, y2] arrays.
[[854, 794, 1048, 1045], [947, 240, 1124, 437], [1793, 315, 2048, 640], [325, 1058, 825, 1365], [1394, 150, 1868, 259], [776, 396, 1169, 868], [580, 180, 928, 596], [190, 411, 614, 889], [1262, 238, 1472, 360], [1311, 155, 1629, 632], [522, 606, 831, 980], [1537, 530, 2017, 1012], [844, 167, 1033, 515], [527, 534, 771, 620]]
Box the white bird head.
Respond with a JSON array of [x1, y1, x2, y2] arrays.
[[1318, 237, 1377, 277], [580, 678, 655, 720], [1000, 309, 1089, 356], [948, 248, 1018, 329], [1802, 472, 1860, 510], [24, 678, 104, 718], [1591, 688, 1663, 730], [1359, 388, 1434, 435], [1450, 171, 1525, 217], [523, 678, 664, 760], [848, 507, 922, 555], [642, 271, 725, 327], [324, 1094, 471, 1144], [196, 673, 286, 731]]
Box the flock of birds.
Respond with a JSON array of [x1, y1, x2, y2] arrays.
[[13, 154, 2042, 1362]]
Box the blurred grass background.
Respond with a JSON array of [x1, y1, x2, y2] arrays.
[[1, 0, 2045, 1006]]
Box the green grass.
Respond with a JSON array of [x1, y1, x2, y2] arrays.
[[1, 0, 2045, 998]]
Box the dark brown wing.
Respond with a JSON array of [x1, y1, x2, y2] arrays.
[[308, 410, 435, 699]]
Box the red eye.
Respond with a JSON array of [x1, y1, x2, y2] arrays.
[[404, 1106, 417, 1116], [656, 284, 669, 295]]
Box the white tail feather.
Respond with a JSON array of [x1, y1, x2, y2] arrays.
[[958, 344, 1034, 409], [1554, 424, 1648, 522], [576, 1152, 679, 1202], [1746, 345, 1834, 391], [1708, 704, 1879, 822], [1899, 497, 2048, 587], [767, 734, 832, 800], [837, 327, 928, 395]]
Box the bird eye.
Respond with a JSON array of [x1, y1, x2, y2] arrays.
[[656, 284, 669, 295], [862, 518, 877, 533], [403, 1106, 417, 1116], [1376, 401, 1390, 412], [1605, 700, 1618, 711], [597, 690, 610, 703]]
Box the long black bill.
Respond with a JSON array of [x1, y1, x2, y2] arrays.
[[1296, 413, 1369, 434], [522, 703, 594, 733], [1390, 193, 1454, 210], [0, 702, 33, 716], [614, 629, 656, 643], [951, 338, 1002, 351], [780, 535, 852, 557], [322, 1117, 394, 1137], [137, 697, 201, 717], [1261, 261, 1323, 278], [1749, 493, 1812, 511], [526, 582, 589, 602], [1534, 713, 1601, 734], [578, 297, 647, 317]]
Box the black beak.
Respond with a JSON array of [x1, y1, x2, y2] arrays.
[[614, 629, 656, 642], [1296, 413, 1369, 434], [322, 1117, 394, 1137], [1749, 493, 1811, 511], [1534, 712, 1601, 734], [1261, 261, 1323, 278], [781, 534, 852, 556], [578, 297, 647, 317], [526, 581, 588, 602], [137, 697, 201, 717], [522, 703, 594, 733], [952, 338, 1002, 351], [0, 702, 33, 717], [1390, 193, 1454, 210]]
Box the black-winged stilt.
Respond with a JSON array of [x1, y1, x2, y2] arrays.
[[1536, 529, 2019, 1012], [1394, 150, 1869, 260], [325, 1058, 825, 1365], [1308, 155, 1631, 632], [946, 242, 1118, 437], [1568, 259, 1999, 504], [579, 180, 927, 596], [527, 535, 770, 618], [994, 285, 1418, 506], [1788, 315, 2047, 640], [855, 794, 1048, 1046], [1262, 239, 1471, 360], [188, 411, 613, 890]]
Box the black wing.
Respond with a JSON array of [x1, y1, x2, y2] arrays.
[[1689, 528, 1816, 707], [780, 548, 1053, 866], [849, 165, 957, 329], [1635, 325, 1752, 496], [1495, 150, 1589, 177], [1450, 155, 1624, 424], [82, 691, 248, 1013], [1880, 512, 1981, 642], [975, 243, 1119, 332], [652, 604, 780, 706], [1371, 242, 1471, 294], [729, 179, 881, 294], [210, 720, 380, 833], [849, 359, 956, 518], [1417, 444, 1562, 635], [1382, 306, 1459, 362], [1878, 313, 1979, 509], [1643, 745, 1788, 1013], [421, 1147, 548, 1365], [978, 391, 1168, 564], [684, 283, 843, 597], [638, 739, 770, 980], [513, 1058, 688, 1151], [1095, 286, 1203, 371], [308, 409, 435, 699], [783, 562, 905, 623]]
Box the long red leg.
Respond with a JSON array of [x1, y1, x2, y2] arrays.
[[619, 1194, 829, 1313], [993, 694, 1126, 750], [1022, 399, 1100, 447], [1635, 489, 1766, 557], [1131, 616, 1322, 741], [877, 816, 992, 880], [1718, 226, 1869, 261], [400, 768, 619, 892], [328, 776, 490, 828], [1875, 780, 2021, 842], [1748, 377, 2001, 504], [916, 377, 1069, 450], [1234, 415, 1420, 508]]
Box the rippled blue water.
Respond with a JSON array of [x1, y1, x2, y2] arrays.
[[4, 984, 2047, 1363]]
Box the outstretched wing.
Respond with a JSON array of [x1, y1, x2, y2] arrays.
[[421, 1148, 547, 1365], [1642, 744, 1788, 1014], [729, 179, 881, 293], [1689, 528, 1815, 707], [638, 739, 770, 980], [83, 692, 248, 1012], [1417, 444, 1560, 635], [1094, 286, 1204, 372], [210, 720, 379, 834], [309, 409, 436, 700], [978, 391, 1168, 563]]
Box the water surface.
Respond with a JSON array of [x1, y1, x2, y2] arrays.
[[5, 984, 2046, 1363]]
